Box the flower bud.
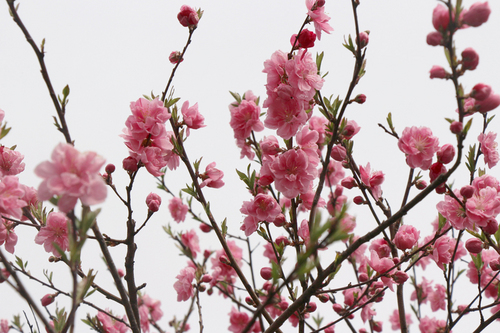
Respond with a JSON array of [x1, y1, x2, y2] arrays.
[[219, 255, 231, 266], [372, 321, 383, 332], [275, 236, 290, 246], [475, 93, 500, 113], [489, 258, 500, 271], [392, 271, 409, 284], [41, 294, 56, 307], [470, 83, 492, 101], [357, 31, 369, 48], [207, 288, 213, 296], [198, 284, 206, 292], [426, 31, 443, 46], [353, 94, 366, 104], [483, 219, 499, 235], [203, 249, 212, 259], [146, 193, 162, 212], [450, 121, 463, 134], [122, 156, 138, 172], [169, 51, 184, 64], [245, 296, 255, 306], [462, 2, 491, 27], [279, 301, 289, 310], [177, 5, 199, 28], [432, 4, 450, 31], [465, 238, 483, 254], [460, 185, 474, 199], [462, 48, 479, 70], [358, 272, 368, 282], [201, 274, 212, 283], [306, 302, 317, 313], [332, 303, 343, 313], [340, 177, 357, 189], [317, 293, 329, 303], [200, 223, 212, 233], [429, 65, 447, 79], [105, 163, 115, 174], [118, 269, 125, 278], [330, 145, 347, 162], [260, 267, 273, 280], [353, 196, 365, 205], [415, 180, 427, 190], [273, 213, 286, 227], [291, 29, 316, 49], [437, 144, 455, 164]]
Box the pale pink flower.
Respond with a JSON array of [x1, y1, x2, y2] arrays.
[[306, 0, 333, 39], [419, 317, 446, 333], [465, 187, 500, 227], [429, 284, 446, 311], [0, 176, 26, 219], [228, 307, 261, 333], [173, 266, 196, 302], [324, 160, 345, 187], [181, 101, 205, 131], [0, 319, 8, 333], [431, 235, 465, 270], [124, 98, 170, 140], [262, 50, 288, 98], [478, 132, 499, 168], [269, 149, 318, 198], [368, 250, 395, 291], [437, 190, 474, 230], [168, 197, 188, 223], [359, 163, 384, 201], [286, 49, 324, 100], [199, 162, 224, 188], [177, 5, 199, 27], [181, 229, 200, 258], [229, 93, 264, 140], [308, 116, 329, 146], [462, 2, 491, 27], [240, 215, 259, 236], [97, 310, 129, 333], [299, 188, 326, 211], [139, 294, 163, 322], [211, 241, 243, 293], [0, 219, 17, 254], [139, 304, 150, 332], [260, 136, 280, 156], [263, 242, 278, 263], [235, 137, 254, 160], [240, 193, 281, 222], [0, 146, 25, 177], [393, 224, 420, 250], [389, 310, 413, 330], [410, 276, 433, 303], [298, 219, 310, 245], [34, 212, 69, 256], [145, 193, 161, 212], [35, 143, 107, 212], [369, 238, 391, 258], [398, 126, 439, 170]]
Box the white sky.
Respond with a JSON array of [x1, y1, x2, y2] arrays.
[[1, 0, 500, 332]]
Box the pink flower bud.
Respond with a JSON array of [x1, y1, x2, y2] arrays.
[[357, 31, 369, 48], [219, 255, 230, 266], [316, 0, 326, 7], [41, 294, 55, 307], [475, 93, 500, 113], [460, 185, 475, 199], [334, 185, 343, 197], [169, 51, 184, 64], [462, 48, 479, 70], [105, 163, 115, 174], [291, 29, 316, 49], [490, 258, 500, 271], [392, 257, 400, 265], [306, 302, 317, 312], [260, 267, 273, 280], [415, 180, 427, 190], [429, 162, 446, 183], [317, 293, 329, 303], [203, 249, 211, 259], [332, 303, 343, 313], [279, 301, 289, 310], [341, 176, 357, 189], [207, 288, 213, 296], [330, 145, 347, 162], [465, 238, 483, 253], [432, 4, 450, 31], [392, 271, 409, 284], [200, 223, 212, 233], [358, 272, 368, 282], [146, 193, 162, 212], [429, 65, 447, 79], [437, 144, 455, 164], [201, 274, 212, 283], [471, 83, 492, 101], [354, 94, 366, 104], [118, 269, 125, 278], [372, 321, 383, 332], [483, 219, 499, 235], [245, 296, 255, 306], [122, 156, 138, 172], [426, 31, 443, 46], [198, 284, 206, 292], [462, 2, 491, 27], [177, 5, 199, 27], [394, 224, 419, 250], [273, 213, 286, 227], [450, 121, 463, 134], [353, 196, 365, 205]]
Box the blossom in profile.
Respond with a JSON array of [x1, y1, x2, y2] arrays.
[[181, 229, 200, 258], [462, 2, 491, 27], [35, 143, 107, 212], [181, 101, 205, 131], [139, 294, 163, 323], [478, 132, 499, 168], [173, 266, 196, 302], [359, 163, 384, 201], [168, 197, 188, 223], [34, 212, 69, 257], [0, 146, 25, 177], [199, 162, 224, 188], [0, 219, 18, 254], [398, 126, 439, 170], [306, 0, 333, 40]]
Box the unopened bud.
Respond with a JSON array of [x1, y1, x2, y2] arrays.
[[450, 121, 463, 134], [200, 223, 212, 233], [465, 238, 483, 254], [260, 267, 273, 280], [353, 196, 365, 205], [123, 156, 138, 172], [306, 302, 317, 313], [415, 180, 427, 190], [41, 294, 56, 307], [353, 94, 366, 104]]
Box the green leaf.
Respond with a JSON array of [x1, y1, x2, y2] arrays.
[[165, 97, 180, 108], [221, 218, 227, 239], [463, 118, 473, 136], [316, 51, 324, 73], [229, 91, 242, 104], [438, 213, 447, 230]]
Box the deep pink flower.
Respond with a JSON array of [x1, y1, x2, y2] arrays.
[[269, 149, 318, 199], [369, 238, 391, 258], [426, 31, 443, 46], [169, 51, 183, 64], [240, 193, 281, 223], [0, 219, 17, 254], [471, 83, 492, 101], [199, 162, 224, 188], [34, 212, 69, 257], [35, 143, 107, 212], [229, 93, 264, 140], [0, 146, 25, 177], [177, 5, 199, 27], [429, 65, 447, 79], [398, 126, 439, 170], [437, 144, 455, 164], [260, 136, 280, 156], [0, 176, 26, 219], [228, 307, 261, 333], [181, 101, 205, 130], [181, 229, 200, 258], [437, 190, 474, 230], [173, 266, 196, 302], [393, 224, 420, 250], [290, 28, 316, 49], [306, 0, 333, 40], [478, 132, 499, 168], [97, 310, 129, 333], [145, 193, 161, 212], [432, 4, 450, 31], [462, 2, 491, 27], [286, 49, 323, 99], [368, 250, 395, 291], [168, 197, 188, 223], [462, 47, 479, 70], [465, 187, 500, 227]]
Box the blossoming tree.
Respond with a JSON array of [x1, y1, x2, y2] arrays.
[[1, 1, 500, 333]]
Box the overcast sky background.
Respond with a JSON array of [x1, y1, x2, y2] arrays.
[[1, 0, 500, 332]]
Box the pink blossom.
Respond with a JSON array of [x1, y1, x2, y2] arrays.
[[419, 317, 446, 333], [0, 319, 8, 333], [426, 31, 443, 46], [308, 116, 329, 146], [286, 49, 324, 100], [228, 307, 261, 333], [437, 190, 474, 230], [431, 235, 465, 269], [260, 136, 280, 156], [97, 310, 129, 333], [240, 193, 281, 222], [181, 229, 200, 258], [369, 238, 391, 258], [263, 242, 278, 263], [124, 98, 171, 140], [462, 2, 491, 27], [168, 197, 188, 223], [240, 215, 259, 236], [211, 240, 243, 293], [41, 293, 55, 307], [200, 162, 224, 188], [462, 47, 479, 70], [138, 304, 149, 332], [478, 132, 499, 168], [269, 149, 318, 199], [436, 144, 455, 164], [169, 51, 183, 64], [429, 65, 447, 79], [342, 120, 361, 140], [177, 5, 199, 27], [357, 31, 369, 48], [465, 187, 500, 227], [475, 92, 500, 113], [368, 250, 395, 291], [290, 28, 316, 49], [298, 219, 310, 245], [181, 101, 205, 130], [34, 212, 69, 257], [0, 219, 17, 254], [173, 266, 196, 302], [0, 146, 25, 177], [306, 0, 333, 40], [139, 294, 163, 322], [389, 309, 413, 330], [398, 126, 439, 170], [0, 176, 26, 219], [410, 276, 433, 303], [145, 193, 161, 212], [432, 4, 450, 31], [324, 160, 345, 187], [330, 145, 346, 162], [429, 284, 446, 311], [359, 163, 384, 201], [229, 93, 264, 140], [264, 88, 308, 140], [393, 224, 420, 250], [471, 83, 492, 101], [299, 188, 326, 211], [35, 143, 107, 212]]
